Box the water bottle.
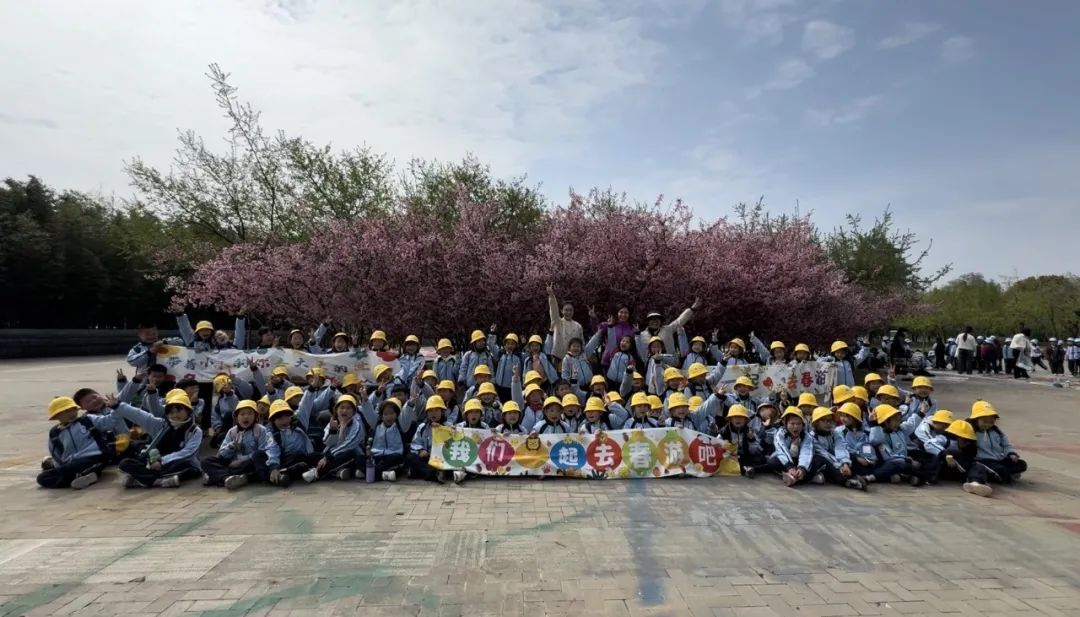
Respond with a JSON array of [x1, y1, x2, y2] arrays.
[[146, 448, 161, 469], [365, 437, 376, 483]]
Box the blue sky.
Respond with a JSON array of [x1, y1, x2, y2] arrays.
[[1, 0, 1077, 282]]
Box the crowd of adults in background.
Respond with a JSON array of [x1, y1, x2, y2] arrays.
[[931, 327, 1077, 379]]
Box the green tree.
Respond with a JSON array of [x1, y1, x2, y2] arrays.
[[1002, 275, 1080, 338], [824, 207, 951, 295], [898, 273, 1008, 337]]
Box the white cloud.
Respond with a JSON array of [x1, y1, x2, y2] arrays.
[[941, 35, 976, 65], [806, 95, 884, 127], [745, 58, 815, 99], [716, 0, 798, 47], [0, 0, 664, 195], [878, 21, 941, 49], [802, 20, 855, 60]]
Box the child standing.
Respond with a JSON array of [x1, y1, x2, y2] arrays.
[[433, 338, 460, 384], [459, 329, 497, 389]]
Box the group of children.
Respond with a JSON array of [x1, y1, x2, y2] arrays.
[[37, 317, 1027, 499]]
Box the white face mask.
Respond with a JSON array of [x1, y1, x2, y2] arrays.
[[168, 418, 190, 428]]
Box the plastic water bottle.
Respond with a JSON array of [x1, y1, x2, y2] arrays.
[[146, 448, 161, 469], [365, 438, 376, 483]]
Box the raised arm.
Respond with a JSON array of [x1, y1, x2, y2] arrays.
[[176, 314, 195, 346], [233, 317, 247, 350]]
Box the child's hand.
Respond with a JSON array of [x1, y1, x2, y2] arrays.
[[512, 365, 520, 378], [248, 358, 259, 370], [714, 384, 725, 396], [329, 418, 340, 430], [149, 461, 162, 471], [229, 458, 245, 469], [270, 469, 282, 483], [918, 400, 929, 414], [587, 305, 597, 319], [1009, 453, 1020, 462], [546, 282, 554, 294], [420, 450, 429, 459], [711, 328, 720, 342], [104, 394, 118, 408], [150, 341, 165, 354], [793, 468, 806, 481], [208, 427, 217, 437], [489, 323, 497, 333], [116, 368, 126, 380], [840, 463, 851, 477]]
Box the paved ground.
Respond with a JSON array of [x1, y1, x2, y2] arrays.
[[2, 357, 1080, 617]]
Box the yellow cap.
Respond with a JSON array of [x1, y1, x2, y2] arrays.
[[648, 336, 663, 346], [864, 372, 884, 385], [258, 395, 270, 406], [729, 338, 746, 350], [585, 398, 606, 413], [811, 406, 834, 424], [590, 375, 606, 387], [524, 383, 544, 399], [689, 395, 703, 411], [379, 398, 402, 414], [690, 335, 706, 345], [306, 367, 325, 378], [404, 334, 420, 345], [607, 392, 623, 404], [734, 376, 754, 388], [437, 338, 454, 351], [48, 396, 79, 419], [342, 373, 361, 388], [234, 400, 257, 415], [875, 404, 900, 424], [561, 393, 581, 408], [647, 395, 663, 411], [663, 367, 683, 383], [543, 396, 563, 408], [630, 392, 650, 408], [369, 330, 387, 342], [165, 389, 193, 411], [421, 369, 437, 381], [667, 392, 690, 409], [528, 334, 543, 346], [632, 372, 643, 381], [781, 406, 804, 421], [946, 419, 976, 441], [687, 363, 707, 380], [332, 331, 349, 342], [769, 340, 786, 351], [912, 376, 934, 390], [268, 399, 293, 419], [335, 394, 358, 409], [478, 382, 497, 396], [284, 386, 303, 402], [524, 370, 543, 385], [470, 330, 486, 344], [726, 404, 750, 419], [437, 379, 456, 392], [970, 400, 998, 419], [797, 392, 818, 407], [832, 385, 852, 404], [877, 384, 900, 400], [851, 386, 870, 402], [373, 364, 392, 380], [931, 409, 954, 424], [502, 400, 522, 414], [464, 398, 484, 413], [425, 396, 447, 411], [473, 364, 491, 377], [830, 340, 848, 353], [271, 366, 290, 377], [213, 374, 230, 393], [838, 402, 862, 421], [195, 320, 214, 333], [504, 333, 520, 344], [794, 343, 811, 354]]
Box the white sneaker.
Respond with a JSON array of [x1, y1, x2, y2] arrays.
[[963, 481, 993, 498], [1011, 473, 1023, 482], [202, 473, 212, 485], [453, 470, 466, 484], [811, 472, 825, 485], [70, 472, 99, 490], [158, 475, 181, 488], [336, 468, 353, 480], [889, 474, 902, 484], [381, 470, 397, 482], [41, 456, 56, 469], [121, 474, 141, 489], [302, 468, 319, 483], [224, 475, 248, 490]]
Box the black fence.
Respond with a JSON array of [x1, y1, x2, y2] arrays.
[[0, 330, 181, 359]]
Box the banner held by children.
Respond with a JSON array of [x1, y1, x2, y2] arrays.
[[154, 345, 416, 383], [716, 361, 836, 400], [429, 426, 741, 478]]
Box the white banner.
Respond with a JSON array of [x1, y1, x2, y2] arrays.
[[716, 362, 835, 399], [155, 345, 418, 383]]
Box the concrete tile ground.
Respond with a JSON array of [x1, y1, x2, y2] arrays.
[[2, 357, 1080, 616]]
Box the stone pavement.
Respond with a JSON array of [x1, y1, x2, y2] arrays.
[[1, 358, 1080, 617]]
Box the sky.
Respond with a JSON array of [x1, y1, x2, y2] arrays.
[[1, 0, 1078, 282]]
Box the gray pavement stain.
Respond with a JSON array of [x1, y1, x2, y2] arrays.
[[0, 582, 75, 617], [625, 480, 667, 609]]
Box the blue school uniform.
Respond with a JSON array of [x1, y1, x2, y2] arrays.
[[113, 403, 203, 471], [772, 428, 813, 470], [217, 424, 269, 462], [532, 418, 571, 435], [835, 425, 876, 465], [811, 429, 851, 469], [48, 413, 126, 465], [975, 426, 1016, 460], [265, 423, 314, 468], [433, 355, 460, 383]]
